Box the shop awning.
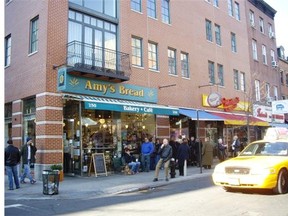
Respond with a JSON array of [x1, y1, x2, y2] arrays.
[[269, 122, 288, 128], [208, 112, 269, 126], [62, 94, 179, 116], [179, 108, 224, 121]]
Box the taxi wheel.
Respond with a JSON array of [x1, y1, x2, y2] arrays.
[[273, 169, 288, 194]]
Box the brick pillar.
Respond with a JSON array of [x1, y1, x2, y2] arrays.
[[34, 92, 63, 180], [12, 100, 23, 149]]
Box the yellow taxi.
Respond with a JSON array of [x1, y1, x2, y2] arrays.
[[212, 127, 288, 194]]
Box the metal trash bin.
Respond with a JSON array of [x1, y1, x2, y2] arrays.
[[42, 170, 60, 195]]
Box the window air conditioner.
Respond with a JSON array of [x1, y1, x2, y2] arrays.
[[269, 32, 275, 39], [272, 61, 278, 67]]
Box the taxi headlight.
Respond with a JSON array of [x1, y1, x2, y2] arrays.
[[214, 165, 225, 174], [250, 167, 276, 175]]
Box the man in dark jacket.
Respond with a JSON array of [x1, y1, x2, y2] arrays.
[[153, 138, 172, 182], [176, 138, 191, 176], [20, 137, 37, 184], [5, 140, 21, 190]]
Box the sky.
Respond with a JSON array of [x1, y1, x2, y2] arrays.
[[264, 0, 288, 55]]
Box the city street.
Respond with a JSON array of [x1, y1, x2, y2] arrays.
[[5, 174, 288, 216]]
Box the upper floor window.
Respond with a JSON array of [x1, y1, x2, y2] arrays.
[[231, 32, 237, 52], [234, 2, 240, 20], [29, 16, 39, 54], [249, 10, 255, 27], [240, 72, 245, 92], [280, 71, 284, 85], [147, 0, 156, 18], [131, 0, 142, 12], [273, 86, 278, 100], [286, 74, 288, 86], [206, 19, 213, 42], [208, 61, 215, 84], [233, 69, 239, 90], [252, 39, 258, 60], [161, 0, 170, 24], [255, 80, 260, 101], [228, 0, 233, 17], [265, 83, 270, 98], [215, 24, 221, 46], [217, 64, 224, 86], [271, 49, 275, 63], [5, 34, 11, 67], [181, 52, 189, 78], [168, 48, 176, 75], [259, 17, 264, 34], [268, 23, 275, 39], [262, 45, 267, 64], [131, 37, 143, 67], [213, 0, 219, 7], [148, 42, 158, 70], [69, 0, 116, 17]]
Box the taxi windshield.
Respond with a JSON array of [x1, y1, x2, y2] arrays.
[[239, 142, 288, 156]]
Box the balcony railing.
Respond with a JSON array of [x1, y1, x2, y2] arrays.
[[66, 41, 131, 82]]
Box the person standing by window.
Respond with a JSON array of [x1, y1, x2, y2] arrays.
[[176, 138, 191, 176], [5, 140, 21, 190], [141, 137, 154, 172], [20, 137, 37, 184]]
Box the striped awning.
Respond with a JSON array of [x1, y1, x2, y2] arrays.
[[62, 94, 179, 116]]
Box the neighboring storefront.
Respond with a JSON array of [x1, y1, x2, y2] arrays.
[[58, 67, 179, 176]]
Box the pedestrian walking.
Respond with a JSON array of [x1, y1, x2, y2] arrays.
[[5, 140, 21, 190], [20, 137, 37, 184], [153, 138, 172, 182]]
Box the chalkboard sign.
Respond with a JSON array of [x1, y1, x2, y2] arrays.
[[90, 153, 107, 177]]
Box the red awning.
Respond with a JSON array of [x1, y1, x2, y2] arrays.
[[208, 112, 269, 126]]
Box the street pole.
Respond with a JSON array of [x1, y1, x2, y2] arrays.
[[196, 110, 202, 174]]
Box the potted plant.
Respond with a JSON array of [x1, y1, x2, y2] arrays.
[[50, 164, 64, 181]]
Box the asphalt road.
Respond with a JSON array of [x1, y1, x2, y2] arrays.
[[5, 175, 288, 216]]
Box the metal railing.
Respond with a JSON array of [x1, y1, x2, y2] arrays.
[[66, 41, 131, 78]]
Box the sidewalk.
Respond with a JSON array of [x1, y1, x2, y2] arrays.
[[5, 165, 215, 201]]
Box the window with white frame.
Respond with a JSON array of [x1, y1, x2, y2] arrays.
[[255, 80, 260, 101], [286, 73, 288, 86], [148, 42, 158, 70], [217, 64, 224, 86], [252, 39, 258, 60], [131, 37, 143, 67], [131, 0, 142, 12], [268, 23, 273, 35], [181, 52, 189, 78], [161, 0, 170, 24], [231, 32, 237, 52], [5, 34, 11, 67], [271, 49, 275, 63], [233, 69, 239, 90], [259, 17, 264, 34], [240, 72, 245, 92], [228, 0, 233, 17], [213, 0, 219, 7], [234, 1, 240, 21], [168, 48, 176, 75], [273, 86, 278, 100], [147, 0, 156, 18], [215, 24, 221, 46], [206, 19, 213, 42], [29, 16, 39, 54], [249, 10, 255, 27], [208, 61, 215, 84], [265, 83, 270, 99], [262, 45, 267, 64]]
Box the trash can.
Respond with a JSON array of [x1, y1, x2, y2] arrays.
[[42, 170, 60, 195]]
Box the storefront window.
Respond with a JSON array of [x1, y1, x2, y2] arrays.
[[23, 98, 36, 144], [170, 116, 189, 139], [5, 103, 12, 144]]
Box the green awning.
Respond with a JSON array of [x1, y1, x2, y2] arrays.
[[63, 94, 179, 116]]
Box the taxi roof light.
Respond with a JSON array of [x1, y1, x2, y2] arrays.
[[264, 127, 288, 140]]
